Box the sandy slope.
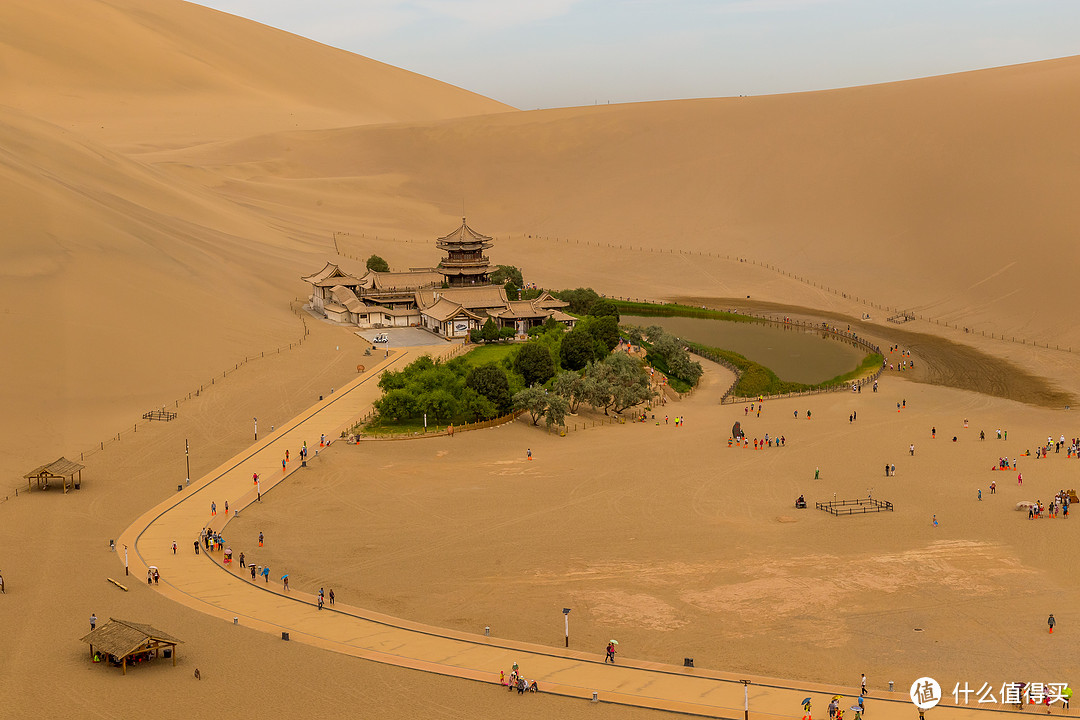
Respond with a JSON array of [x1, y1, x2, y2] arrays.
[[0, 0, 513, 149], [154, 55, 1080, 350]]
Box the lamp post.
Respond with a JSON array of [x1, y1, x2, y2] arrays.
[[253, 417, 258, 441], [185, 439, 191, 486], [563, 608, 571, 647], [741, 679, 750, 720], [124, 544, 129, 576]]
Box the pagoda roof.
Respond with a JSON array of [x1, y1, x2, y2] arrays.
[[436, 218, 493, 247]]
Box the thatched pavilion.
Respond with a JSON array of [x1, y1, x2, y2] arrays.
[[80, 619, 182, 674], [23, 457, 84, 493]]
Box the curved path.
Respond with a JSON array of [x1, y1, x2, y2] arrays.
[[118, 345, 1015, 720]]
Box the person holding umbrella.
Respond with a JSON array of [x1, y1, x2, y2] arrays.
[[802, 697, 812, 719], [605, 640, 618, 663]]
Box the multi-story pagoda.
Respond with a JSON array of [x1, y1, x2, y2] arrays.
[[437, 218, 493, 286]]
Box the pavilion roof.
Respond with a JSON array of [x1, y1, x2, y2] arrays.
[[24, 457, 84, 479], [423, 297, 484, 323], [436, 218, 493, 246], [301, 262, 347, 284], [80, 619, 182, 659]]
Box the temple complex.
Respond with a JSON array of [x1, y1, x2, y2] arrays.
[[302, 219, 575, 339]]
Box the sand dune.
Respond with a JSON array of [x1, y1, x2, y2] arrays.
[[155, 55, 1080, 350], [0, 0, 513, 149]]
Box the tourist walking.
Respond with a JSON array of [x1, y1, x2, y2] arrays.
[[1018, 473, 1023, 486], [910, 444, 915, 456], [1049, 614, 1056, 634], [239, 552, 245, 568], [194, 540, 200, 555], [90, 613, 96, 630], [0, 571, 4, 594], [527, 448, 532, 461], [172, 540, 177, 554], [259, 531, 264, 547], [605, 641, 617, 663], [250, 564, 256, 580], [862, 673, 867, 695], [211, 501, 216, 516], [282, 574, 289, 591], [329, 588, 335, 605]]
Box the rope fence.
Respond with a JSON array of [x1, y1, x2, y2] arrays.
[[2, 299, 313, 506]]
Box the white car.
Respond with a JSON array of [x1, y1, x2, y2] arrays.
[[373, 333, 389, 343]]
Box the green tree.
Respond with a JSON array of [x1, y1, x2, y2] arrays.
[[465, 363, 512, 414], [588, 299, 620, 321], [551, 371, 585, 413], [375, 388, 417, 420], [543, 393, 569, 428], [490, 264, 524, 287], [554, 287, 599, 314], [513, 386, 550, 425], [480, 317, 500, 343], [583, 353, 653, 414], [582, 315, 620, 353], [417, 389, 458, 424], [559, 327, 595, 371], [504, 281, 519, 300], [459, 387, 498, 422], [366, 254, 390, 272], [514, 342, 556, 386]]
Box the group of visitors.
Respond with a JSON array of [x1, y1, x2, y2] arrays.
[[1028, 491, 1072, 519], [502, 662, 539, 694]]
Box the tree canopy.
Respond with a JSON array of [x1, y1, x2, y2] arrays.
[[513, 342, 556, 387], [365, 254, 390, 272]]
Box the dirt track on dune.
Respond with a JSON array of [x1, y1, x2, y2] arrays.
[[676, 296, 1074, 408]]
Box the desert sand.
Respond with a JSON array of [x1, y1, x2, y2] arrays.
[[2, 0, 1079, 717]]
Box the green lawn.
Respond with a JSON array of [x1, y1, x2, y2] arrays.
[[461, 342, 516, 367]]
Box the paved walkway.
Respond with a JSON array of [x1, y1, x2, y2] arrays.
[[118, 347, 1019, 720]]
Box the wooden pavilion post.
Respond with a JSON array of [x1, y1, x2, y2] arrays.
[[122, 655, 127, 675], [172, 643, 176, 666]]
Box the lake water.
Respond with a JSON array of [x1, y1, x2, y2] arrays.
[[623, 315, 867, 384]]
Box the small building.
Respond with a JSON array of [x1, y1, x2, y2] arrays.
[[81, 618, 182, 674], [23, 457, 84, 493]]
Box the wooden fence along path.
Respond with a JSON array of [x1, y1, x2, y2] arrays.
[[816, 498, 894, 516]]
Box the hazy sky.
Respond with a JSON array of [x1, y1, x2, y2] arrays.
[[192, 0, 1080, 109]]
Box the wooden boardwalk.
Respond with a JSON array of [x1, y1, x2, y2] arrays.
[[118, 345, 1018, 720]]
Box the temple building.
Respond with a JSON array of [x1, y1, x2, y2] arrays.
[[302, 219, 575, 339], [436, 219, 493, 286]]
